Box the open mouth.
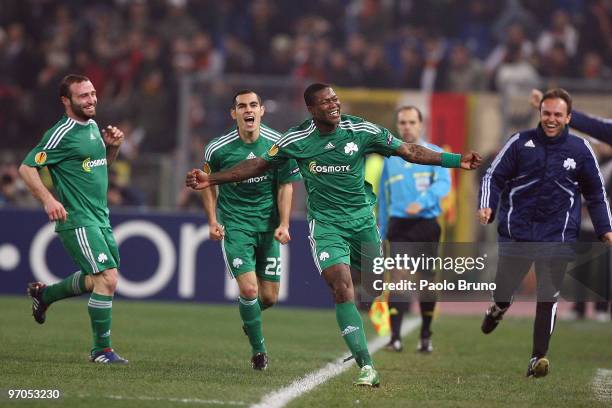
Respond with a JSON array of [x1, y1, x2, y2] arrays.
[[328, 109, 340, 119], [244, 115, 255, 125], [543, 123, 559, 132]]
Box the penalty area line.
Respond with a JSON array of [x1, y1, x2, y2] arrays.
[[250, 316, 421, 408]]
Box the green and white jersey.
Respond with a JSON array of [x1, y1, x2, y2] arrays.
[[262, 114, 403, 222], [203, 124, 302, 232], [23, 115, 110, 231]]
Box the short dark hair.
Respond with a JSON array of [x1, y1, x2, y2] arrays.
[[540, 88, 572, 115], [395, 105, 423, 122], [231, 89, 262, 109], [59, 74, 90, 99], [304, 83, 331, 106]]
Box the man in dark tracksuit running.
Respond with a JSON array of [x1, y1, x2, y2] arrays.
[[479, 88, 612, 378], [531, 89, 612, 320]]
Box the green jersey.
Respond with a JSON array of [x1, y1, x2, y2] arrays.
[[262, 114, 403, 222], [23, 115, 110, 231], [203, 124, 302, 232]]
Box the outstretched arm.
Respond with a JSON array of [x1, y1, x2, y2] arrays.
[[186, 157, 271, 190], [394, 143, 482, 170]]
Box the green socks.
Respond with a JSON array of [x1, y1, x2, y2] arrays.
[[239, 296, 266, 355], [88, 293, 113, 353], [40, 273, 112, 354], [257, 298, 272, 311], [42, 271, 87, 305], [336, 302, 373, 367]]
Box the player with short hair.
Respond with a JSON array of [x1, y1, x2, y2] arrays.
[[187, 83, 481, 386], [19, 74, 128, 364], [201, 90, 301, 370]]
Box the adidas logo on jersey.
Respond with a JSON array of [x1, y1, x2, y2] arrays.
[[246, 152, 257, 159], [524, 139, 535, 147], [90, 132, 96, 140], [325, 142, 335, 150]]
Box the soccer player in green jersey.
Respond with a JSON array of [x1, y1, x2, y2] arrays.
[[201, 90, 301, 370], [19, 74, 128, 364], [186, 83, 482, 386]]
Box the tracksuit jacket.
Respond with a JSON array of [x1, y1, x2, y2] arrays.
[[479, 125, 612, 243], [571, 110, 612, 145]]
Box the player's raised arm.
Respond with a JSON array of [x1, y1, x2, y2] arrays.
[[102, 125, 124, 166], [394, 143, 482, 170], [186, 157, 271, 190]]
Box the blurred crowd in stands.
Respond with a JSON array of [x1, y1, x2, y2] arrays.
[[2, 0, 612, 207]]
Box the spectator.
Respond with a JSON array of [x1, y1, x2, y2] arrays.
[[581, 51, 612, 81], [0, 171, 19, 205], [362, 44, 395, 89], [446, 43, 487, 92], [421, 33, 449, 92], [3, 0, 612, 163], [158, 0, 200, 42], [0, 164, 35, 206], [222, 34, 254, 74], [485, 22, 534, 77], [247, 0, 285, 58], [536, 9, 579, 58], [457, 0, 502, 59], [192, 31, 224, 78], [538, 42, 574, 78], [495, 43, 539, 93], [344, 32, 368, 82], [129, 70, 173, 152], [398, 45, 424, 90], [326, 50, 359, 87], [259, 35, 294, 75], [579, 0, 612, 65]]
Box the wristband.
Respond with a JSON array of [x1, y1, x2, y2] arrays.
[[441, 152, 462, 168]]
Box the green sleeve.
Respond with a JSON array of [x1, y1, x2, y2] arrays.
[[363, 126, 403, 157], [278, 159, 302, 184], [261, 142, 290, 168], [22, 129, 70, 168], [202, 142, 220, 173]]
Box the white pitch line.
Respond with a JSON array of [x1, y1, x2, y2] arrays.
[[250, 316, 421, 408], [593, 368, 612, 402], [77, 393, 247, 406]]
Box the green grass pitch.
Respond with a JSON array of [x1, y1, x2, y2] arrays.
[[1, 296, 610, 407]]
